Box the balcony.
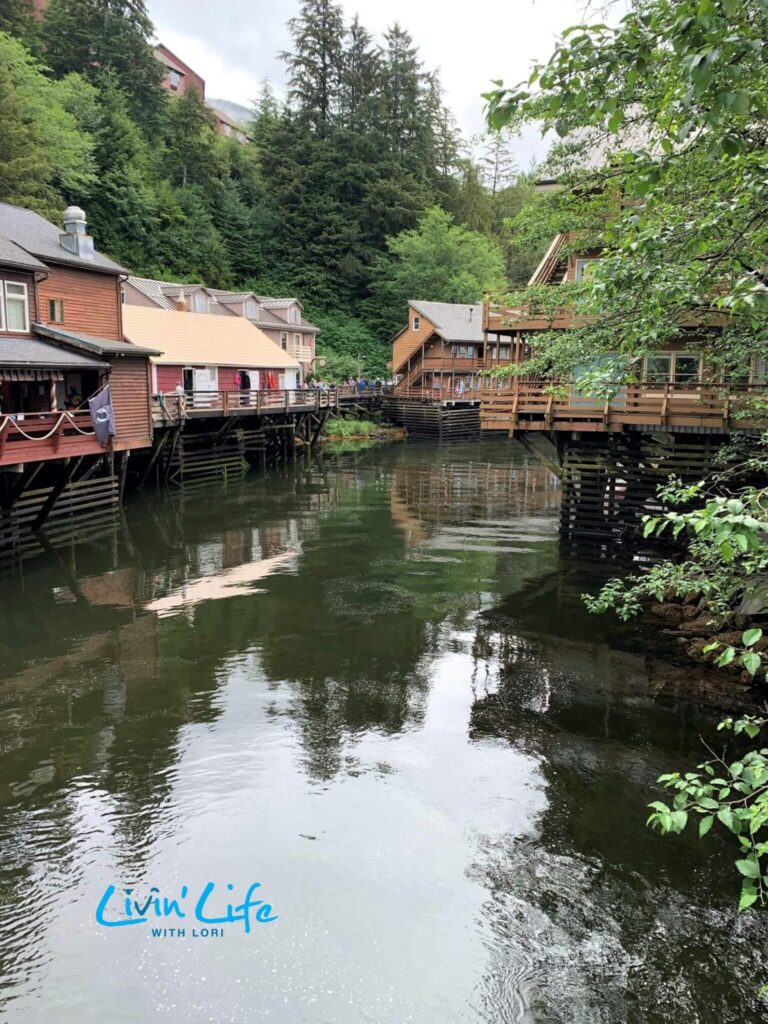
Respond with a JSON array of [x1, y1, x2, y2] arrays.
[[285, 342, 313, 363], [0, 410, 105, 467], [478, 380, 768, 433]]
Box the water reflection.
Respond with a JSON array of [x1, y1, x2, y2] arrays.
[[0, 441, 764, 1022]]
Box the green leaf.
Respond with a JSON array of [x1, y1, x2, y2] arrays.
[[736, 858, 761, 878], [717, 646, 736, 667], [699, 814, 714, 837], [742, 652, 762, 676], [743, 628, 762, 648], [718, 806, 735, 831], [739, 883, 759, 911]]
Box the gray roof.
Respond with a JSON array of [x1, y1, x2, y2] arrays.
[[410, 301, 484, 343], [35, 323, 160, 357], [1, 336, 107, 369], [0, 203, 127, 275], [0, 236, 47, 273], [127, 277, 319, 332]]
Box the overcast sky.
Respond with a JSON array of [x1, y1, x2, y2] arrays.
[[149, 0, 600, 166]]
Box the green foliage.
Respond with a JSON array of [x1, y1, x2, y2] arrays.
[[483, 0, 768, 380], [324, 418, 379, 438], [369, 207, 506, 333], [648, 716, 768, 911], [309, 310, 388, 380]]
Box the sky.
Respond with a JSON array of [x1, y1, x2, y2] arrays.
[[149, 0, 596, 167]]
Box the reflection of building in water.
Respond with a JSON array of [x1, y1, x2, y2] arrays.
[[391, 445, 560, 529]]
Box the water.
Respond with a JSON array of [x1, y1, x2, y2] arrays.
[[0, 441, 765, 1023]]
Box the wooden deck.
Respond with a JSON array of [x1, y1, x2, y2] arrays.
[[479, 381, 767, 434], [0, 411, 106, 468], [151, 385, 389, 425]]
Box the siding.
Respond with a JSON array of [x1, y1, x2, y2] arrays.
[[393, 309, 438, 374], [110, 358, 152, 450], [37, 266, 122, 340], [0, 270, 36, 332]]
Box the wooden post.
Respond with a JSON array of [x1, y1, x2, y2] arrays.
[[32, 456, 83, 531]]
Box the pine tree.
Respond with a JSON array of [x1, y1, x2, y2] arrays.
[[479, 130, 518, 196], [41, 0, 165, 127], [0, 0, 38, 47], [0, 63, 57, 214], [281, 0, 344, 136], [338, 16, 380, 134], [164, 88, 219, 188]]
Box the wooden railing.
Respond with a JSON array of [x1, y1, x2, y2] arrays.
[[478, 380, 768, 433], [393, 385, 485, 402], [0, 410, 104, 466], [152, 385, 391, 421]]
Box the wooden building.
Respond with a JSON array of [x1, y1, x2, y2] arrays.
[[480, 230, 767, 435], [0, 203, 157, 469], [121, 304, 301, 410], [123, 277, 318, 380], [392, 300, 513, 399]]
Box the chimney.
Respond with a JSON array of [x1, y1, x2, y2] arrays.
[[60, 205, 95, 260], [175, 289, 188, 312], [469, 307, 473, 321]]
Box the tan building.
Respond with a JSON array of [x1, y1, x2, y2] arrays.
[[123, 277, 318, 381]]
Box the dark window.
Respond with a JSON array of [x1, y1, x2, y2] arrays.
[[48, 299, 64, 323]]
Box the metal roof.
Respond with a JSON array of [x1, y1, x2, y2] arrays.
[[0, 236, 47, 273], [0, 203, 126, 275], [1, 336, 108, 369], [409, 301, 485, 343], [35, 323, 161, 357]]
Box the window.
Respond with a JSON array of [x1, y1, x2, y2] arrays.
[[575, 259, 600, 282], [290, 307, 299, 323], [644, 355, 672, 383], [280, 332, 288, 350], [643, 353, 702, 386], [499, 345, 510, 360], [294, 332, 301, 347], [412, 316, 420, 331], [674, 355, 701, 385], [2, 281, 29, 332], [246, 300, 257, 319], [168, 70, 181, 90], [451, 344, 475, 359], [194, 293, 207, 313], [48, 299, 64, 323]]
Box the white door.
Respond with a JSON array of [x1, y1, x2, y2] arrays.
[[284, 369, 297, 390], [192, 366, 218, 407]]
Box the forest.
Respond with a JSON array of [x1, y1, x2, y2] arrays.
[[0, 0, 541, 377]]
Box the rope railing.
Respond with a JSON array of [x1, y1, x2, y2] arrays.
[[0, 410, 96, 442]]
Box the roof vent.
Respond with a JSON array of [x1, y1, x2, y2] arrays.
[[60, 205, 94, 260]]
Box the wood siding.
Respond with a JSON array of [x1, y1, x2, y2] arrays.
[[37, 266, 122, 341], [0, 269, 36, 333], [393, 309, 438, 374], [110, 358, 153, 450]]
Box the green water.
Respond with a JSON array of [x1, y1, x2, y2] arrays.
[[0, 441, 765, 1023]]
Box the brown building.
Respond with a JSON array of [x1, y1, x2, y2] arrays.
[[123, 277, 318, 382], [155, 43, 207, 99], [392, 300, 511, 398], [0, 203, 157, 467]]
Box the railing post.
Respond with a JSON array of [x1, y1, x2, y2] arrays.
[[223, 390, 229, 415]]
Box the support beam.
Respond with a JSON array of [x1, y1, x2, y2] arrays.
[[32, 456, 83, 532]]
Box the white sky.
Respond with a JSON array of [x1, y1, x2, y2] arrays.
[[150, 0, 598, 166]]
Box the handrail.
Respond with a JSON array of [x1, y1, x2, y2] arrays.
[[0, 410, 97, 442]]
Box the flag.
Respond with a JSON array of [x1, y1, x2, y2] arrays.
[[88, 384, 116, 445]]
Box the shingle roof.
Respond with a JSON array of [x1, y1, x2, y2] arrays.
[[2, 336, 108, 369], [0, 236, 47, 273], [127, 278, 319, 331], [409, 301, 485, 343], [35, 323, 160, 357], [122, 306, 300, 369], [0, 203, 126, 274]]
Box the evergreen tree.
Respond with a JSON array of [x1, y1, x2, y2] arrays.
[[479, 130, 518, 196], [0, 63, 56, 214], [164, 88, 218, 188], [338, 16, 380, 134], [281, 0, 344, 136], [0, 0, 38, 48], [41, 0, 165, 126]]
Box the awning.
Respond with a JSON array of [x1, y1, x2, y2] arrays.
[[0, 336, 108, 373], [0, 369, 64, 382]]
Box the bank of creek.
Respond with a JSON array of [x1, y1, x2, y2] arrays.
[[0, 440, 765, 1023]]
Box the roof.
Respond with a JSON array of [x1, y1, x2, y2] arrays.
[[209, 105, 247, 132], [126, 277, 319, 331], [0, 236, 47, 273], [121, 306, 301, 369], [0, 203, 126, 275], [0, 336, 107, 370], [409, 301, 485, 343], [156, 51, 186, 76], [34, 323, 160, 357]]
